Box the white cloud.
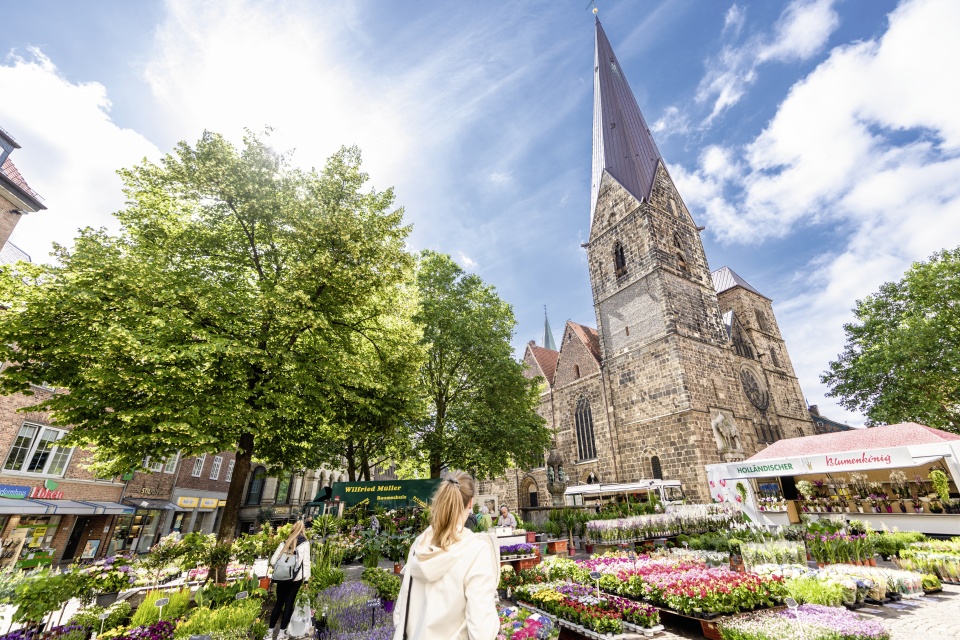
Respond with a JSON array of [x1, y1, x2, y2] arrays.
[[723, 4, 746, 38], [489, 171, 512, 185], [456, 251, 478, 270], [680, 0, 960, 424], [651, 105, 691, 139], [0, 49, 160, 262], [697, 0, 839, 125]]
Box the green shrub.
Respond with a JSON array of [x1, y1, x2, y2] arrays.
[[786, 576, 846, 607], [174, 599, 261, 639], [70, 601, 132, 632], [131, 589, 192, 627], [361, 567, 401, 601]]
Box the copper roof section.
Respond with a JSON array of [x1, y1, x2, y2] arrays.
[[712, 266, 767, 299], [591, 20, 664, 222], [748, 423, 960, 461], [568, 321, 602, 363], [528, 345, 559, 386]]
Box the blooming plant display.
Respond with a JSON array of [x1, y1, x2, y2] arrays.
[[78, 556, 137, 594], [501, 544, 537, 557], [740, 542, 805, 571], [497, 606, 559, 640], [718, 604, 890, 640], [584, 504, 739, 544], [896, 539, 960, 582]]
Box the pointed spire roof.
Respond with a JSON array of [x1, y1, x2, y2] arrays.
[[711, 266, 768, 300], [591, 20, 664, 222], [543, 306, 557, 351]]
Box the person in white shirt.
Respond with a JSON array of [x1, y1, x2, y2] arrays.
[[270, 521, 311, 640], [497, 506, 517, 528], [393, 473, 499, 640]]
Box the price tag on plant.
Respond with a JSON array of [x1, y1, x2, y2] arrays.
[[589, 571, 601, 581], [235, 591, 248, 600], [366, 599, 380, 609], [98, 613, 110, 621], [155, 598, 170, 607]]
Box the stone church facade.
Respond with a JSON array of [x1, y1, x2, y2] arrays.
[[479, 21, 813, 510]]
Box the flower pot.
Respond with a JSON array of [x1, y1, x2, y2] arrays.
[[868, 558, 876, 567], [915, 507, 924, 513], [383, 600, 395, 613], [259, 577, 271, 590], [393, 562, 403, 574], [525, 532, 536, 544], [857, 507, 864, 513], [885, 506, 894, 513]]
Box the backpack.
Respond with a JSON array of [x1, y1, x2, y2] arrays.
[[273, 548, 301, 581]]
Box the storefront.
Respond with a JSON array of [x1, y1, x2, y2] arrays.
[[171, 490, 227, 536], [705, 422, 960, 535]]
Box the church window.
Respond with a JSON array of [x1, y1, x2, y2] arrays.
[[731, 316, 755, 359], [756, 419, 783, 444], [651, 456, 663, 480], [769, 347, 780, 368], [573, 364, 581, 379], [673, 232, 683, 249], [796, 427, 804, 438], [754, 310, 770, 333], [574, 396, 597, 461], [677, 253, 688, 273], [613, 242, 627, 278]]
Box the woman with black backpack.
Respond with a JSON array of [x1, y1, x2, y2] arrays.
[[270, 521, 311, 639]]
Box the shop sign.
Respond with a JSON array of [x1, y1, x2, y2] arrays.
[[217, 500, 227, 507], [177, 497, 199, 508], [0, 484, 30, 500], [274, 506, 290, 515], [732, 446, 917, 478], [29, 486, 65, 500], [200, 498, 218, 509], [328, 479, 441, 508]]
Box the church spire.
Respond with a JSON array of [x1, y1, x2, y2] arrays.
[[543, 306, 557, 351], [591, 20, 664, 222]]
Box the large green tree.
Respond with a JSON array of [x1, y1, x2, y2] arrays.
[[412, 251, 549, 478], [0, 132, 417, 539], [822, 246, 960, 432]]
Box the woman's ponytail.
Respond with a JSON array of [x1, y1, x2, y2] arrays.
[[430, 471, 475, 549]]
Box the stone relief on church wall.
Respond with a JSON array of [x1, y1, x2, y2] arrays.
[[711, 410, 743, 454]]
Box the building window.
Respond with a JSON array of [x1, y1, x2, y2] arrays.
[[574, 396, 597, 461], [209, 456, 223, 480], [275, 473, 292, 504], [144, 457, 163, 473], [246, 466, 266, 505], [191, 454, 206, 478], [677, 253, 688, 273], [3, 424, 73, 476], [163, 453, 179, 474], [651, 456, 663, 480], [756, 420, 783, 444], [769, 347, 780, 368], [225, 460, 235, 482], [613, 242, 627, 278], [573, 364, 581, 379], [754, 310, 770, 333]]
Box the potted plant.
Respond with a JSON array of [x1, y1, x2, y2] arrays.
[[930, 500, 944, 514], [911, 496, 924, 513]]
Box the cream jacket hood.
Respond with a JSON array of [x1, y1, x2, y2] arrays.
[[393, 526, 499, 640]]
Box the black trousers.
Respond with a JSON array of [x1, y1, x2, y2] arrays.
[[270, 579, 304, 630]]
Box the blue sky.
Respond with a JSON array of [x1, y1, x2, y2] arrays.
[[1, 0, 959, 427]]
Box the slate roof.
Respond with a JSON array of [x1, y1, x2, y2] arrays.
[[712, 266, 767, 299], [591, 20, 663, 222], [0, 242, 30, 265], [568, 321, 602, 363], [528, 345, 559, 386], [748, 423, 960, 461]]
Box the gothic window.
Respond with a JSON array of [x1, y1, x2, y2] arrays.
[[796, 426, 805, 438], [754, 309, 771, 333], [674, 234, 689, 274], [756, 419, 783, 445], [651, 456, 663, 480], [574, 396, 598, 461], [613, 242, 627, 278], [731, 316, 755, 359], [769, 347, 780, 368], [573, 364, 581, 379], [677, 253, 688, 273]]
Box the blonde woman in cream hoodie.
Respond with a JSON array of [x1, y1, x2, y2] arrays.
[[393, 472, 499, 640]]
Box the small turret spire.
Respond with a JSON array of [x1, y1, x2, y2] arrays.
[[591, 20, 664, 222], [543, 306, 557, 351]]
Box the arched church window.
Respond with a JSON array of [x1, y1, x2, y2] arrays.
[[613, 242, 627, 278], [673, 232, 683, 249], [651, 456, 663, 480], [754, 310, 770, 333], [573, 364, 581, 379], [677, 253, 688, 273], [574, 396, 597, 461], [769, 347, 780, 368]]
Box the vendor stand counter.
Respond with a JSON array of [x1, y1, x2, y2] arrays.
[[496, 528, 528, 548]]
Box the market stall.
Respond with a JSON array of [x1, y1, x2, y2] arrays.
[[705, 422, 960, 534]]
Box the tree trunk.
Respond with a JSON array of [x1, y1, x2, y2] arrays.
[[346, 442, 358, 481], [217, 431, 255, 543], [429, 455, 443, 479], [361, 450, 371, 481]]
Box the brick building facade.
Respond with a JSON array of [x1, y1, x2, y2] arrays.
[[479, 22, 814, 510]]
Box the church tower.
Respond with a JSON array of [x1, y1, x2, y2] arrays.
[[584, 21, 798, 499]]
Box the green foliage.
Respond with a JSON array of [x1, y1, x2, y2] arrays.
[[174, 599, 262, 639], [131, 590, 192, 627], [823, 246, 960, 431], [361, 567, 401, 601], [929, 470, 951, 502], [232, 524, 284, 565], [0, 133, 417, 539], [70, 601, 132, 633], [785, 576, 846, 607], [411, 251, 551, 477], [13, 570, 89, 624], [194, 577, 262, 609]]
